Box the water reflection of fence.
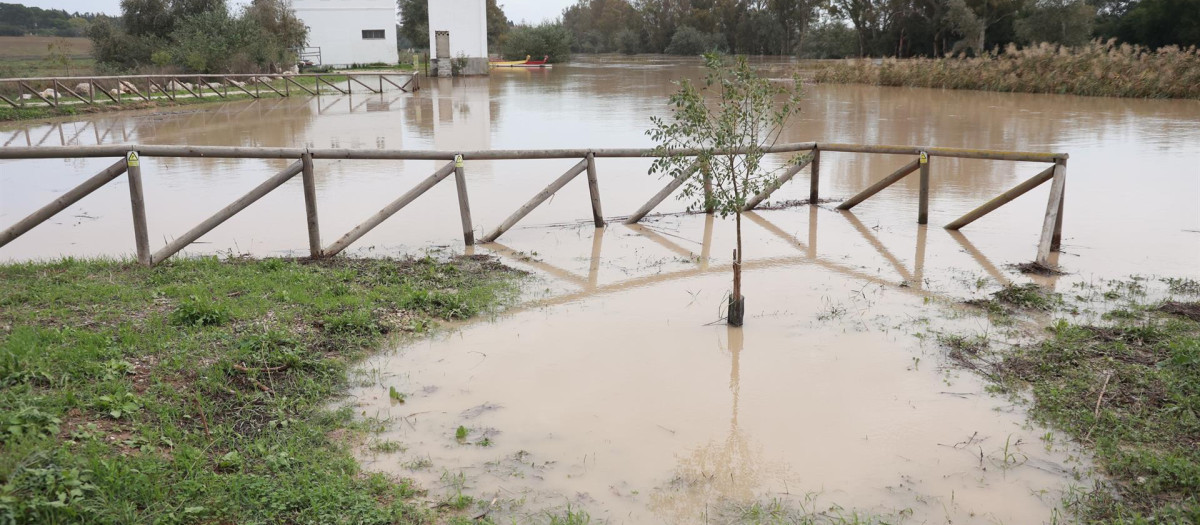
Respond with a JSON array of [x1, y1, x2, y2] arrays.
[[484, 209, 1031, 311], [0, 72, 418, 108], [0, 142, 1068, 266]]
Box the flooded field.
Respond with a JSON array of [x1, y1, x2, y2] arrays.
[[2, 55, 1199, 522]]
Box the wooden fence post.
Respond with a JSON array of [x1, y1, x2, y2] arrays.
[[1036, 159, 1067, 266], [918, 151, 930, 224], [301, 152, 321, 257], [125, 151, 151, 266], [810, 148, 820, 202], [1052, 160, 1066, 251], [585, 153, 605, 227], [454, 154, 475, 245]]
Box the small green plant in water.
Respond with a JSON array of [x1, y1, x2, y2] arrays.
[[455, 425, 468, 443], [388, 386, 405, 404]]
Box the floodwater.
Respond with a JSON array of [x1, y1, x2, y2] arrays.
[[3, 55, 1200, 522]]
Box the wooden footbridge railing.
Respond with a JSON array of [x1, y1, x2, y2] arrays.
[[0, 72, 418, 108], [0, 143, 1068, 266]]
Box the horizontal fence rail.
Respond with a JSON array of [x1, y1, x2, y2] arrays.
[[0, 142, 1069, 267], [0, 72, 419, 109]]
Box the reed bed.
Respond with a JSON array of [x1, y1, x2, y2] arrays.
[[813, 40, 1200, 99]]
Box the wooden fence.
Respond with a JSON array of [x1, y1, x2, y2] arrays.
[[0, 72, 418, 108], [0, 143, 1068, 266]]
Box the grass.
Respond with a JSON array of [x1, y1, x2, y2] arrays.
[[965, 282, 1060, 317], [952, 280, 1200, 522], [0, 254, 522, 524], [0, 37, 93, 79], [813, 40, 1200, 99]]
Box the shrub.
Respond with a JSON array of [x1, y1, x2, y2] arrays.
[[500, 22, 572, 63], [615, 29, 641, 55], [664, 26, 727, 55]]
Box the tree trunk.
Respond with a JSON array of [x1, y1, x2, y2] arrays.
[[729, 211, 745, 326]]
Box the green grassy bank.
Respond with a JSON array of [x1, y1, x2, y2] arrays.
[[0, 255, 520, 524], [814, 41, 1200, 99], [955, 279, 1200, 522]]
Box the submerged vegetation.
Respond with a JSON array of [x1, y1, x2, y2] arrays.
[[953, 278, 1200, 522], [814, 41, 1200, 99], [0, 255, 520, 523]]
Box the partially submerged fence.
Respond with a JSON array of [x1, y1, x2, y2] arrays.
[[0, 72, 418, 108], [0, 142, 1068, 266]]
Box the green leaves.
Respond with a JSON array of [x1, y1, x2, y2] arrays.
[[3, 407, 61, 442], [92, 393, 142, 420], [647, 54, 806, 219], [169, 294, 230, 327]]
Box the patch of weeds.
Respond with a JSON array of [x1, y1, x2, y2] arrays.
[[403, 456, 434, 470], [440, 471, 473, 510], [816, 298, 847, 321], [169, 294, 229, 326], [937, 332, 991, 372], [91, 393, 142, 420], [388, 385, 406, 404], [2, 407, 62, 441], [323, 310, 379, 336], [455, 425, 469, 443], [548, 504, 591, 525], [993, 283, 1058, 311], [1009, 261, 1067, 276], [1162, 277, 1200, 296], [368, 440, 403, 453]]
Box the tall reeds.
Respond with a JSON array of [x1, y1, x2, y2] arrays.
[[813, 40, 1200, 99]]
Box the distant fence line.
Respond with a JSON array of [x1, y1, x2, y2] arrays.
[[0, 142, 1068, 267], [0, 72, 419, 108]]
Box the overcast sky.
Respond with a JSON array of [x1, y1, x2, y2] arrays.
[[13, 0, 574, 25]]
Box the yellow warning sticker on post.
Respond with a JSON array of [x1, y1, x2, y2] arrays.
[[919, 151, 928, 164], [126, 152, 140, 167], [454, 154, 464, 168]]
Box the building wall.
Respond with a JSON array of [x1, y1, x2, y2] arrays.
[[293, 0, 398, 66], [427, 0, 488, 59]]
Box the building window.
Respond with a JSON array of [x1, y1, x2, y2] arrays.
[[362, 29, 385, 40]]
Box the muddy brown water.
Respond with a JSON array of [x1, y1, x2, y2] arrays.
[[3, 55, 1199, 522]]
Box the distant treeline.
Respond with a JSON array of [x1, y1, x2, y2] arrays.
[[0, 2, 99, 37], [550, 0, 1199, 58], [87, 0, 306, 74]]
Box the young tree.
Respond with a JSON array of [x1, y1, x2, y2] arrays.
[[646, 54, 805, 326]]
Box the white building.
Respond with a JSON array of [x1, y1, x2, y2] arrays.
[[427, 0, 489, 76], [292, 0, 398, 67]]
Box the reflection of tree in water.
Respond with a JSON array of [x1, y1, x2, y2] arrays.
[[648, 326, 788, 523]]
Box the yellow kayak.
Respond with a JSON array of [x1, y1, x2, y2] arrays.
[[490, 55, 531, 67]]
